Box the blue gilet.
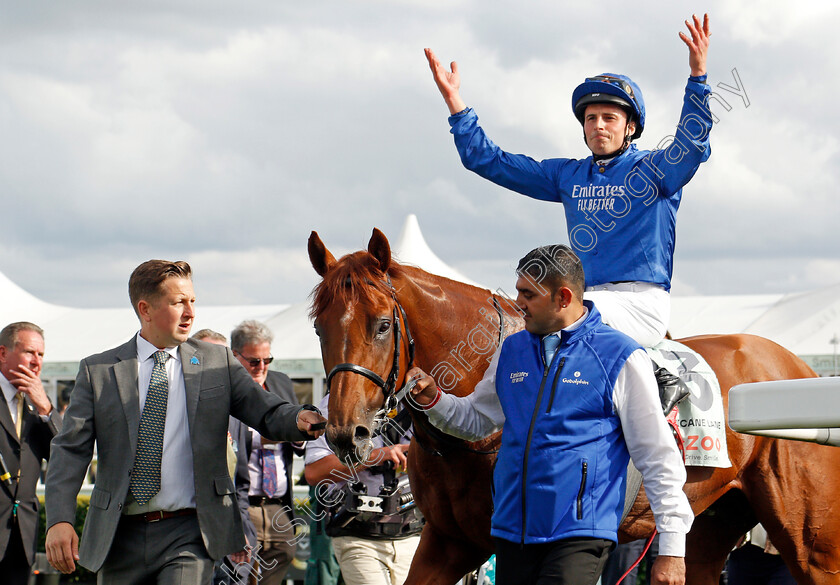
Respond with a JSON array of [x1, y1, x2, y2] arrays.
[[491, 302, 641, 544]]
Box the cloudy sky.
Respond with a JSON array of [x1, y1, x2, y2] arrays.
[[1, 1, 837, 309]]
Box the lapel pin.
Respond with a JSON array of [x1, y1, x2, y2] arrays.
[[191, 356, 200, 365]]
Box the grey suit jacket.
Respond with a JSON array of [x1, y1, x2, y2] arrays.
[[228, 415, 256, 548], [45, 337, 310, 572]]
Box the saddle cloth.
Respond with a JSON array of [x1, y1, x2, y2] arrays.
[[646, 338, 731, 468], [621, 339, 732, 522]]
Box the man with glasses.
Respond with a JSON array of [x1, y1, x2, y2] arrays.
[[231, 320, 303, 585], [424, 14, 712, 349]]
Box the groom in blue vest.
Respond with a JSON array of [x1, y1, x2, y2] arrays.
[[408, 245, 693, 585]]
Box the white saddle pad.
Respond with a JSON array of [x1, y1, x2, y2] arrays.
[[646, 339, 732, 468]]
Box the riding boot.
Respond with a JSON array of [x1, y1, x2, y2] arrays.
[[655, 366, 690, 415]]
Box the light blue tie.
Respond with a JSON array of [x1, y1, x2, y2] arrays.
[[130, 350, 170, 505], [543, 334, 561, 365]]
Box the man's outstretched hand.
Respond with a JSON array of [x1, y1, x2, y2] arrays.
[[297, 408, 327, 438], [680, 13, 711, 77], [406, 367, 439, 407], [425, 48, 467, 115]]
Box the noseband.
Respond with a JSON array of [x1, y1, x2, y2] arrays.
[[325, 276, 416, 415]]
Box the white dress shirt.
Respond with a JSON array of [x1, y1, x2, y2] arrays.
[[124, 333, 196, 513], [427, 308, 694, 556], [248, 428, 289, 498], [0, 372, 23, 428]]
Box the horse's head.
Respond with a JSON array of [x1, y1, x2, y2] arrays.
[[308, 228, 413, 463]]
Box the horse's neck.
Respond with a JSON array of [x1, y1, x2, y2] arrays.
[[396, 267, 513, 395]]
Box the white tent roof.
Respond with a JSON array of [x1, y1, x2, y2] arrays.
[[264, 300, 320, 362], [1, 217, 837, 368], [670, 283, 840, 356], [0, 270, 289, 363], [669, 294, 784, 338], [0, 215, 479, 365], [392, 214, 483, 287], [264, 214, 484, 366]]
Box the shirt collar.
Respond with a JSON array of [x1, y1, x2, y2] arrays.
[[136, 332, 181, 364], [0, 372, 16, 403], [543, 306, 590, 341], [591, 142, 637, 165]]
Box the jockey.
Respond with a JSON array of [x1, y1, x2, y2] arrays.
[[425, 14, 712, 349]]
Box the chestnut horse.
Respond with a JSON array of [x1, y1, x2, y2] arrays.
[[308, 228, 840, 585]]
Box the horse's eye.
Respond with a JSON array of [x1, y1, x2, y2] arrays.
[[378, 321, 391, 335], [313, 325, 321, 338]]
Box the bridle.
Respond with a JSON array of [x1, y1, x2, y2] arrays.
[[323, 275, 505, 455], [325, 276, 416, 421]]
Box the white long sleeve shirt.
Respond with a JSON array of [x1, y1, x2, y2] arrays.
[[427, 310, 693, 556]]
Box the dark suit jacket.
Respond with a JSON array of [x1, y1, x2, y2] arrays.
[[0, 388, 61, 565], [45, 337, 310, 572], [228, 416, 257, 548], [254, 371, 303, 513]]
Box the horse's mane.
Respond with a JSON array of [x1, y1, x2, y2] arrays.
[[309, 252, 405, 319]]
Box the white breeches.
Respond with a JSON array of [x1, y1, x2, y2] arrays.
[[584, 282, 670, 348]]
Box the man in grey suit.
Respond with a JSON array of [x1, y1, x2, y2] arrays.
[[0, 322, 61, 585], [44, 260, 326, 584]]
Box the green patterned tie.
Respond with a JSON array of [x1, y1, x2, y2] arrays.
[[130, 350, 170, 505]]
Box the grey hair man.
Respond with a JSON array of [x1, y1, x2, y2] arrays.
[[231, 319, 303, 585], [0, 322, 61, 585]]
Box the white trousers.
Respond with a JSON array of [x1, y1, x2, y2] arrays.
[[584, 282, 670, 348], [332, 535, 421, 585]]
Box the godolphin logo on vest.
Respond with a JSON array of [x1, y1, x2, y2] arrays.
[[563, 370, 590, 385]]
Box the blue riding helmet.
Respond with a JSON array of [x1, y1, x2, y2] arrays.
[[572, 73, 645, 139]]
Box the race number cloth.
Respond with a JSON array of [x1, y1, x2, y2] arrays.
[[646, 339, 731, 468]]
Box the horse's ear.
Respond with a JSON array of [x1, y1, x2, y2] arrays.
[[308, 231, 336, 277], [367, 228, 391, 273]]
